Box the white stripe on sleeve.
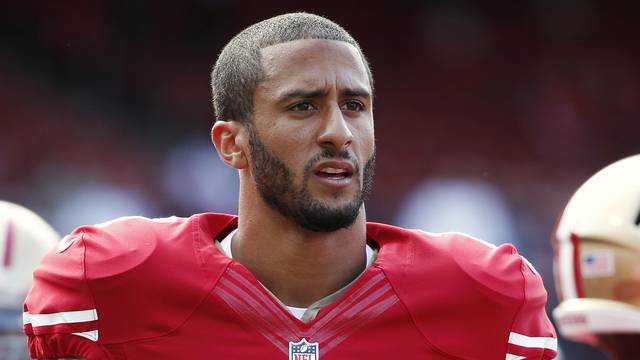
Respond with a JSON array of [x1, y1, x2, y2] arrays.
[[508, 331, 558, 351], [72, 330, 99, 342], [505, 354, 526, 360], [24, 309, 98, 327]]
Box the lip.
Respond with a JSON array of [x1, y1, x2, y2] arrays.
[[311, 160, 356, 189], [312, 160, 356, 175]]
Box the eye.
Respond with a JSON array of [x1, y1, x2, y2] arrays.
[[289, 101, 317, 112], [341, 100, 365, 112]]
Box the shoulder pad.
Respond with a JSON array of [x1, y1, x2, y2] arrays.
[[368, 224, 556, 359], [25, 214, 235, 346]]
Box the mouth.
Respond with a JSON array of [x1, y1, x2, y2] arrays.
[[312, 160, 356, 188]]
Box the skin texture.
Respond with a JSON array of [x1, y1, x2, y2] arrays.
[[212, 38, 375, 307]]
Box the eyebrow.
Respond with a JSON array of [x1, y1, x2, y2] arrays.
[[343, 88, 371, 98], [275, 87, 371, 103], [276, 89, 327, 103]]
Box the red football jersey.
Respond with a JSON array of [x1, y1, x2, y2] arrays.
[[23, 213, 557, 359]]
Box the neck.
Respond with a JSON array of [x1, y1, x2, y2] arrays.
[[234, 180, 368, 307]]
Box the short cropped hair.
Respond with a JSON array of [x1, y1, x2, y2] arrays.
[[211, 12, 373, 124]]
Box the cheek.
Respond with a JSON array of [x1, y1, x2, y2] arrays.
[[272, 121, 318, 154], [353, 122, 375, 154], [265, 131, 314, 176]]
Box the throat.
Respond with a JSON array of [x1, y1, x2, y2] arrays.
[[217, 227, 376, 309]]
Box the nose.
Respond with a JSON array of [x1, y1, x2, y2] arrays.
[[317, 105, 353, 152]]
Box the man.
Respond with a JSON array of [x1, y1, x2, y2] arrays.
[[24, 13, 557, 359], [0, 201, 59, 360], [553, 154, 640, 360]]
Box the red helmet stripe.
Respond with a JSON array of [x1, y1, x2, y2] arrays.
[[570, 232, 585, 298], [3, 220, 13, 267]]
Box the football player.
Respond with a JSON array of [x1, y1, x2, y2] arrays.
[[24, 13, 557, 359], [0, 201, 59, 360], [553, 154, 640, 360]]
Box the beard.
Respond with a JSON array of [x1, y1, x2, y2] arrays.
[[247, 126, 375, 232]]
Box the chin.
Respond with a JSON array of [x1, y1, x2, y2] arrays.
[[316, 195, 358, 208]]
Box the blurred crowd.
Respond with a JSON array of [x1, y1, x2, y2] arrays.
[[1, 1, 638, 358]]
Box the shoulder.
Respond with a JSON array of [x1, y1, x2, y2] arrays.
[[24, 213, 237, 357], [369, 222, 536, 299], [368, 222, 557, 359], [41, 215, 207, 280], [42, 213, 236, 280], [63, 215, 185, 275]]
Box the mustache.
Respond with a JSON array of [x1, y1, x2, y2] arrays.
[[304, 148, 359, 174]]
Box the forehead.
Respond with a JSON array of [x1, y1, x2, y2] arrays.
[[258, 39, 370, 94]]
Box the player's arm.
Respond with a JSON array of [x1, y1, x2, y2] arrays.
[[442, 233, 558, 359], [505, 251, 558, 360], [453, 236, 558, 359], [23, 231, 106, 360]]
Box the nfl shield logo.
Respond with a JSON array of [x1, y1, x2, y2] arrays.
[[289, 338, 319, 360]]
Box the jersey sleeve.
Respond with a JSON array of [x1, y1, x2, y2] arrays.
[[382, 227, 559, 360], [23, 229, 110, 359], [505, 255, 558, 360], [22, 214, 217, 360], [454, 237, 558, 360]]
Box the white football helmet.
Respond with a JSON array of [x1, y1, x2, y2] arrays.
[[552, 155, 640, 346], [0, 201, 59, 329]]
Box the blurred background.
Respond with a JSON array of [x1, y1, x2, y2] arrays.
[[1, 1, 638, 358]]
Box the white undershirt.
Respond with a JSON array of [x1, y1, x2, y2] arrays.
[[217, 228, 376, 320]]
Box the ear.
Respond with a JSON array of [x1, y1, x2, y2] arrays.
[[211, 121, 248, 169]]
